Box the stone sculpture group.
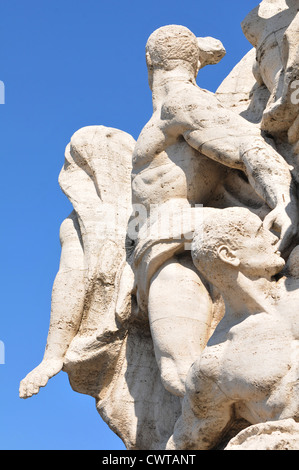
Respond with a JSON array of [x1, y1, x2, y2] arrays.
[[19, 0, 299, 450]]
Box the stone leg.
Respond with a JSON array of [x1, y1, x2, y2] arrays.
[[148, 253, 213, 397], [166, 367, 234, 450]]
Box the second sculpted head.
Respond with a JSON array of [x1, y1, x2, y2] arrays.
[[191, 207, 285, 286]]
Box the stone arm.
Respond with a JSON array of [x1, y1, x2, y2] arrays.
[[183, 124, 298, 251], [19, 211, 86, 398]]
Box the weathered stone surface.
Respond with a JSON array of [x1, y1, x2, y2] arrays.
[[166, 207, 299, 450], [242, 0, 299, 134], [225, 419, 299, 450]]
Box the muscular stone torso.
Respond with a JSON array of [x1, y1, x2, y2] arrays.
[[131, 109, 226, 211], [199, 281, 299, 424]]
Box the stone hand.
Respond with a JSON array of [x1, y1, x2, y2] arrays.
[[19, 357, 63, 399], [263, 204, 298, 253]]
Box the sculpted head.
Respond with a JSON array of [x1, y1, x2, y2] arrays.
[[145, 25, 226, 88], [191, 208, 285, 286], [146, 25, 199, 75]]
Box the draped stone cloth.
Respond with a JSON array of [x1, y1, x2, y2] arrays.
[[59, 125, 181, 450]]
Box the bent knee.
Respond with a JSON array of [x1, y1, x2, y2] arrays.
[[185, 358, 227, 408], [159, 357, 193, 397]]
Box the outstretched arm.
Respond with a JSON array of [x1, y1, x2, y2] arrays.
[[240, 139, 298, 252], [184, 121, 298, 252], [19, 211, 86, 398]]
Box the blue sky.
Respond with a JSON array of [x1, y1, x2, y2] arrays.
[[0, 0, 257, 450]]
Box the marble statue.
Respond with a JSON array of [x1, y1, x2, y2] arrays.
[[132, 24, 297, 399], [19, 2, 299, 451]]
